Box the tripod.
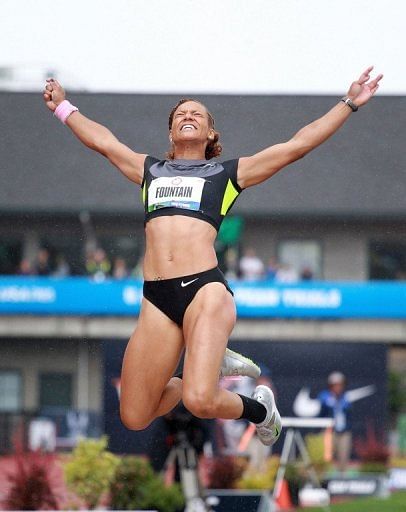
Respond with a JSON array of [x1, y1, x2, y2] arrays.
[[272, 417, 333, 512], [165, 431, 212, 512]]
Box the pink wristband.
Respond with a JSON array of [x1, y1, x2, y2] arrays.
[[54, 100, 79, 124]]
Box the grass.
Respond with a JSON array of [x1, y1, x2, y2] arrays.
[[298, 492, 406, 512]]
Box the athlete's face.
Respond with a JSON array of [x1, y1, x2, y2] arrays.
[[170, 101, 214, 145]]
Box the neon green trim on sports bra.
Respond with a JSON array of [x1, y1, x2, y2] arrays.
[[221, 178, 240, 216]]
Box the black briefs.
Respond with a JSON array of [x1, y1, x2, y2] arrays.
[[143, 267, 233, 327]]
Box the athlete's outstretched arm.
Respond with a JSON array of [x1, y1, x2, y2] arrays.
[[43, 79, 146, 185], [237, 67, 383, 189]]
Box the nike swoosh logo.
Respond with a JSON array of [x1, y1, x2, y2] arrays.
[[293, 388, 321, 417], [345, 385, 376, 403], [181, 278, 199, 288], [293, 385, 377, 418]]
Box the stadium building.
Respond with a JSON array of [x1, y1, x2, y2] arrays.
[[0, 92, 405, 453]]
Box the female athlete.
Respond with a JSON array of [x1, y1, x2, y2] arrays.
[[43, 66, 382, 446]]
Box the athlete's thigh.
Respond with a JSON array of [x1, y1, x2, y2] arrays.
[[120, 298, 184, 415], [182, 283, 236, 394]]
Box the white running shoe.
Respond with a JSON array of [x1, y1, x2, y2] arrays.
[[251, 385, 282, 446], [220, 348, 261, 379]]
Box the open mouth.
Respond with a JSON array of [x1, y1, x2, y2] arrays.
[[180, 124, 197, 132]]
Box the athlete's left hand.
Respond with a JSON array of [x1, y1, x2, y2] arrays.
[[346, 66, 383, 107]]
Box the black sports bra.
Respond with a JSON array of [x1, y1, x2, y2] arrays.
[[141, 157, 243, 231]]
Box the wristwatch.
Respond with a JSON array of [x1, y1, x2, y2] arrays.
[[341, 96, 358, 112]]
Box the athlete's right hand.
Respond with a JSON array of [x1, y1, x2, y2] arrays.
[[43, 78, 66, 112]]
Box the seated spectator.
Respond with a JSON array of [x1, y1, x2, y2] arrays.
[[239, 247, 265, 281], [35, 248, 52, 276], [52, 254, 70, 277], [266, 257, 278, 280], [300, 265, 314, 281], [18, 258, 35, 276], [224, 247, 239, 280], [86, 248, 111, 281], [112, 257, 129, 279], [275, 262, 298, 283], [131, 257, 144, 278]]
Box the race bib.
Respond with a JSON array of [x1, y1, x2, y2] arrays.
[[148, 176, 205, 212]]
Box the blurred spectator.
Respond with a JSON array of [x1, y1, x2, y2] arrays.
[[52, 254, 70, 277], [318, 372, 352, 473], [35, 248, 52, 276], [131, 257, 144, 278], [266, 257, 278, 280], [275, 262, 298, 283], [395, 269, 406, 280], [300, 265, 314, 281], [86, 248, 111, 281], [18, 258, 35, 276], [224, 247, 239, 280], [112, 257, 129, 279], [239, 247, 264, 281]]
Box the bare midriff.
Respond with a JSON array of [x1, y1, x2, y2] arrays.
[[143, 215, 218, 280]]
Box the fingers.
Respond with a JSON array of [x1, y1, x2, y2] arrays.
[[45, 77, 62, 91], [357, 65, 374, 84], [370, 73, 384, 87], [367, 73, 384, 94]]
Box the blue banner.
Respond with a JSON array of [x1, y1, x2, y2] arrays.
[[0, 277, 405, 318]]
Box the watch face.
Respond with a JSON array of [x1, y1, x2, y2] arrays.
[[343, 98, 357, 111]]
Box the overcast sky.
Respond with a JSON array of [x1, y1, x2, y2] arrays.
[[1, 0, 404, 95]]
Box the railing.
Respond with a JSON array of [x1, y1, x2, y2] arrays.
[[0, 277, 406, 319]]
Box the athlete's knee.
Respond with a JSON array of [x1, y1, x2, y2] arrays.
[[120, 404, 152, 431], [182, 388, 217, 419]]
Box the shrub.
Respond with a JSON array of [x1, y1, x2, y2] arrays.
[[63, 437, 119, 509], [354, 424, 389, 465], [206, 456, 247, 489], [305, 432, 331, 476], [390, 456, 406, 468], [359, 461, 388, 474], [139, 477, 185, 512], [388, 371, 406, 417], [236, 456, 280, 490], [109, 456, 184, 512], [2, 450, 59, 510], [109, 456, 154, 509]]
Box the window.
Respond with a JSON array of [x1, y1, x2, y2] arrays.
[[39, 373, 73, 409], [0, 370, 22, 412], [0, 238, 22, 275], [369, 241, 406, 280], [277, 240, 322, 280]]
